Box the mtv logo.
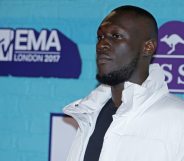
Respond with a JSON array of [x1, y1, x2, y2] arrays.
[[0, 28, 81, 78], [0, 29, 14, 61]]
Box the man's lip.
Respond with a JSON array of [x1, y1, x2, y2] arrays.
[[97, 55, 112, 64]]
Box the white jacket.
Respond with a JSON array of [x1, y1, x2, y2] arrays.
[[63, 64, 184, 161]]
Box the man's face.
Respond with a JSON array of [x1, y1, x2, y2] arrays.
[[96, 11, 144, 86]]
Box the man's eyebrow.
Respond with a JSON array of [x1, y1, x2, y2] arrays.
[[97, 24, 128, 35]]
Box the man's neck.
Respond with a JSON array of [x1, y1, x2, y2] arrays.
[[111, 83, 124, 108]]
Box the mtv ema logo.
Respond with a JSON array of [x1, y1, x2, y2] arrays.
[[0, 28, 81, 78], [153, 21, 184, 93], [0, 29, 61, 62]]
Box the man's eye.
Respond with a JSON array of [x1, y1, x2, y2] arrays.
[[97, 35, 104, 40], [112, 33, 122, 39]]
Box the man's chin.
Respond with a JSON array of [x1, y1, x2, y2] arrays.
[[96, 73, 124, 86], [96, 55, 139, 86]]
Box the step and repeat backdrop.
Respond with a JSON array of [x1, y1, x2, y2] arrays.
[[0, 1, 183, 161]]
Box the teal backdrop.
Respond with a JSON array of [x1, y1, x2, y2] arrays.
[[0, 0, 183, 161]]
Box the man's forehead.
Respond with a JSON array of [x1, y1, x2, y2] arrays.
[[102, 10, 139, 26], [99, 11, 139, 31]]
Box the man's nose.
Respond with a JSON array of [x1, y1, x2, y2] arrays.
[[96, 40, 110, 52]]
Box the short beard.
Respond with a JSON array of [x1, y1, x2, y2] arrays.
[[96, 56, 139, 86]]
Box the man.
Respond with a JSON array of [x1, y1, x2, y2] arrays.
[[63, 5, 184, 161]]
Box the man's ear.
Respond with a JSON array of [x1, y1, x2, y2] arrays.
[[143, 39, 157, 57]]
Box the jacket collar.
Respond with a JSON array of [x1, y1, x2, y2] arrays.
[[115, 64, 169, 116], [63, 64, 169, 123]]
